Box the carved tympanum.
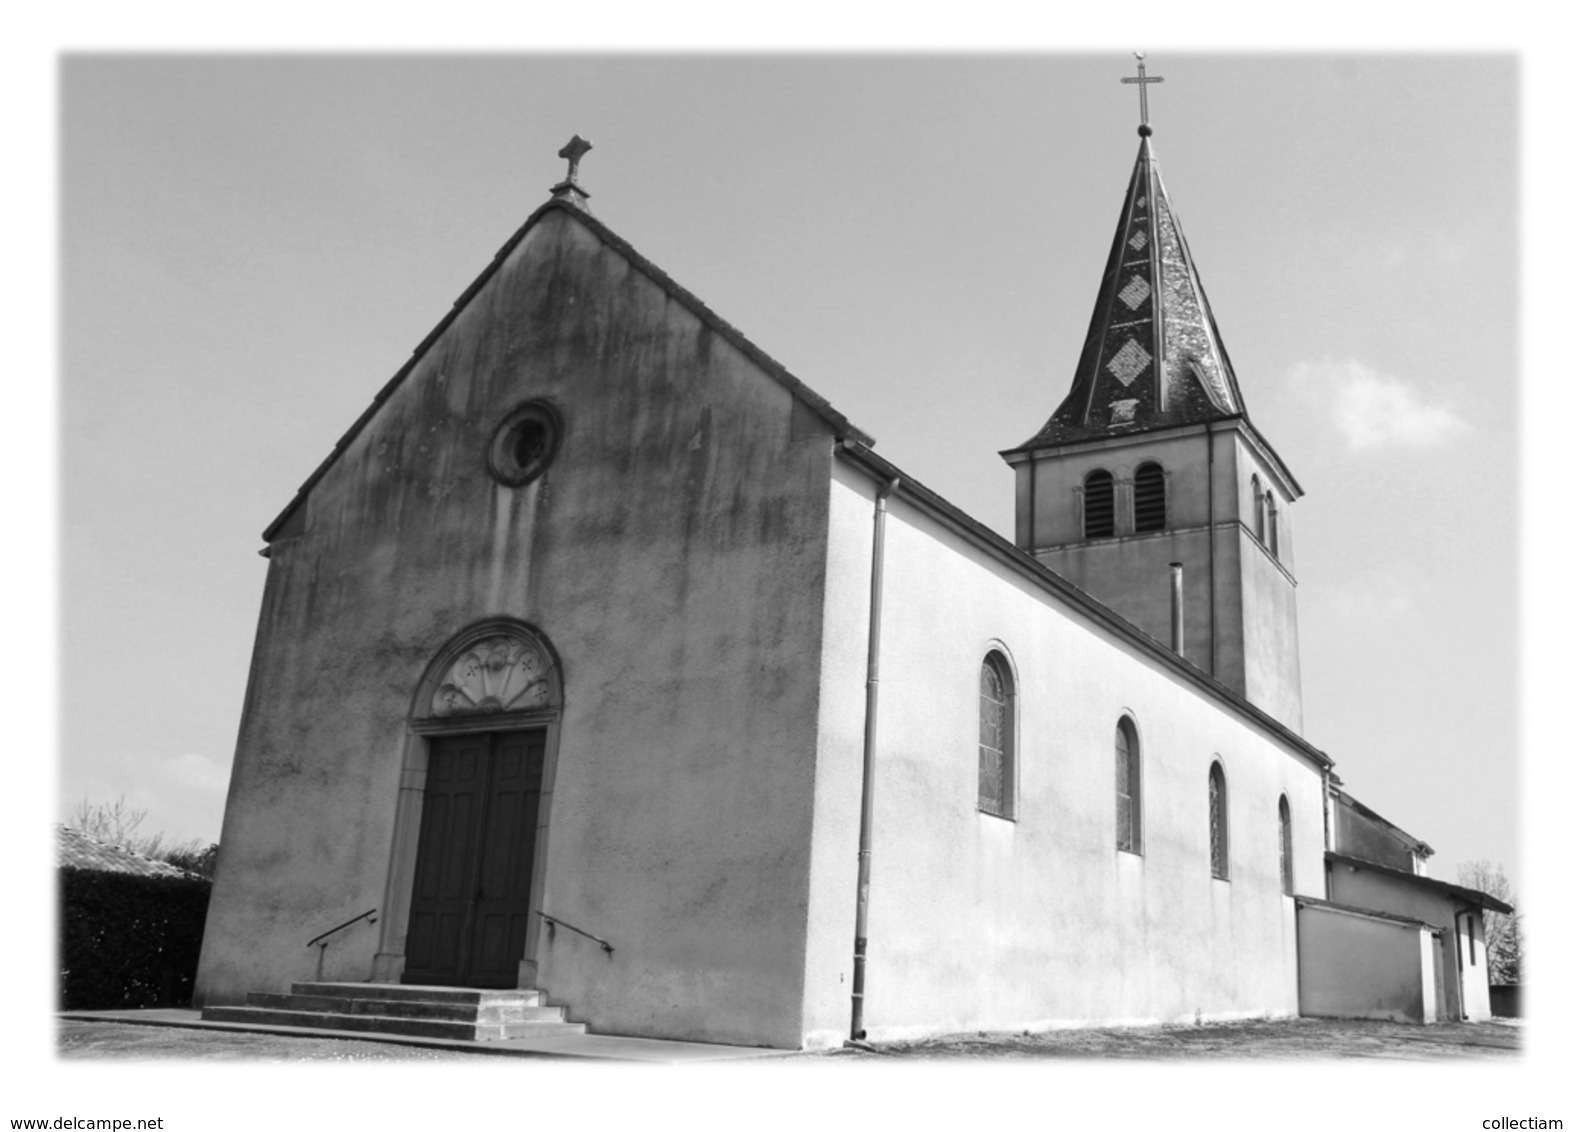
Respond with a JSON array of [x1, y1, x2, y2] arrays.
[[431, 635, 553, 717]]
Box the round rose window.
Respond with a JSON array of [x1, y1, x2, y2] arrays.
[[488, 401, 563, 486]]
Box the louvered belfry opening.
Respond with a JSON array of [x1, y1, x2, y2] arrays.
[[1083, 470, 1116, 539], [1133, 462, 1166, 532]]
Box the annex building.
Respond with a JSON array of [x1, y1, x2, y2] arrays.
[[193, 74, 1507, 1048]]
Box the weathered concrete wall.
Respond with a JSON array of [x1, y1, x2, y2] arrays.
[[1297, 904, 1427, 1023], [1019, 423, 1302, 731], [1325, 864, 1493, 1021], [799, 461, 1326, 1046], [195, 207, 838, 1048], [1334, 802, 1419, 873], [1230, 434, 1302, 731]]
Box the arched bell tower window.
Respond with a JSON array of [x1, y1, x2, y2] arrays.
[[1208, 761, 1229, 880], [977, 651, 1016, 819], [1083, 470, 1115, 540], [1133, 462, 1167, 533], [1251, 474, 1265, 541], [1265, 491, 1279, 557], [1278, 795, 1293, 895]]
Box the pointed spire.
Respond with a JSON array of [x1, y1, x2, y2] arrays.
[[549, 134, 594, 213], [1016, 88, 1244, 449]]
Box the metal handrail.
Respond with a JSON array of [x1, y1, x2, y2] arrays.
[[306, 908, 378, 949], [536, 911, 614, 955]]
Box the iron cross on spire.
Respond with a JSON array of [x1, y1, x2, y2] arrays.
[[1121, 53, 1164, 136]]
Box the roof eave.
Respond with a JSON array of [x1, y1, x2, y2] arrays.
[[838, 439, 1333, 773], [1325, 851, 1514, 914]]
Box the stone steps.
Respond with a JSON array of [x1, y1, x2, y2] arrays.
[[201, 981, 585, 1042]]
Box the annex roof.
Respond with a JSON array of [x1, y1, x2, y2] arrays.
[[1013, 133, 1249, 450], [262, 196, 875, 543], [1333, 787, 1436, 859], [1326, 851, 1514, 915], [1293, 895, 1443, 933], [56, 825, 197, 880]]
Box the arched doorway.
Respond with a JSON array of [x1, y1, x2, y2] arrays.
[[374, 621, 563, 989]]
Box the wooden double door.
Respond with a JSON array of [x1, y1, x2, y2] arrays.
[[403, 730, 544, 987]]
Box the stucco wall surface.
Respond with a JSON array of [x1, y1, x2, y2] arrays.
[[194, 207, 838, 1048], [1327, 865, 1492, 1021], [799, 462, 1326, 1045], [1297, 905, 1426, 1023], [1020, 426, 1301, 731], [1333, 802, 1419, 873]]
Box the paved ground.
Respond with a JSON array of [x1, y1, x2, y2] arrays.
[[59, 1018, 482, 1062], [56, 1010, 785, 1063], [817, 1017, 1524, 1060], [58, 1013, 1521, 1062]]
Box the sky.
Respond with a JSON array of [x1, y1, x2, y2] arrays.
[[55, 54, 1520, 884]]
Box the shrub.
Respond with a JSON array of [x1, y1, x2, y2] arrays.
[[59, 867, 212, 1009]]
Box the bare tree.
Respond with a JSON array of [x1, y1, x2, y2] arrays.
[[68, 794, 148, 845], [1457, 860, 1522, 984], [67, 794, 209, 868]]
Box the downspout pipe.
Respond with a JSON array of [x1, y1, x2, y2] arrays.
[[1453, 908, 1470, 1021], [1169, 562, 1185, 657], [849, 470, 899, 1044], [1206, 423, 1217, 676]]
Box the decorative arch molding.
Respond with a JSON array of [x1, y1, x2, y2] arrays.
[[409, 619, 564, 725], [374, 618, 566, 986]]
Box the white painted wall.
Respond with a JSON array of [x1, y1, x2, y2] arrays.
[[1326, 865, 1494, 1022], [1297, 903, 1427, 1023], [801, 460, 1327, 1046]]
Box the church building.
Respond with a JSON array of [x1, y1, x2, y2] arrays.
[[193, 66, 1507, 1048]]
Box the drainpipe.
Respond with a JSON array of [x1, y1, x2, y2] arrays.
[[1206, 424, 1216, 676], [1169, 562, 1185, 657], [849, 470, 899, 1044], [1453, 909, 1470, 1021]]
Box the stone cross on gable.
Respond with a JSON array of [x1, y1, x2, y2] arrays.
[[558, 135, 592, 185], [1121, 53, 1164, 135], [550, 134, 595, 213]]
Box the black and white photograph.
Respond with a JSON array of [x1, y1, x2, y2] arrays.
[[13, 17, 1566, 1131]]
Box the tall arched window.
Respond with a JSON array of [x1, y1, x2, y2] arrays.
[[1115, 717, 1142, 853], [1083, 470, 1115, 539], [1251, 474, 1265, 542], [1265, 491, 1279, 557], [1278, 795, 1293, 895], [1133, 462, 1167, 533], [978, 652, 1015, 819], [1208, 762, 1229, 880]]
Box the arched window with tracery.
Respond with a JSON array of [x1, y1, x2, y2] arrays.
[[1278, 795, 1293, 895], [1115, 716, 1142, 853], [1133, 461, 1167, 533], [1083, 470, 1115, 539], [978, 652, 1015, 819], [1209, 761, 1229, 880]]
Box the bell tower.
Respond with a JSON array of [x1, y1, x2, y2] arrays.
[[1001, 56, 1304, 731]]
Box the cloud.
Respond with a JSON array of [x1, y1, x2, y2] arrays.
[[1288, 360, 1468, 451], [1322, 571, 1421, 624], [162, 751, 232, 794]]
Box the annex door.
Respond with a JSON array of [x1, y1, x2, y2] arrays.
[[402, 730, 544, 987]]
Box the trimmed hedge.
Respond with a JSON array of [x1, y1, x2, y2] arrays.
[[59, 867, 212, 1009]]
